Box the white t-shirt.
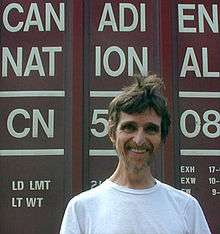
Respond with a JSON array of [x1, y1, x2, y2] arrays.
[[60, 179, 211, 234]]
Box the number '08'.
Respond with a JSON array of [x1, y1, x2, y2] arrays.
[[180, 109, 220, 138]]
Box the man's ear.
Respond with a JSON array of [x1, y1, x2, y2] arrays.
[[108, 120, 116, 144], [109, 134, 116, 144]]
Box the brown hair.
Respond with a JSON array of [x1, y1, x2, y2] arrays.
[[108, 74, 171, 142]]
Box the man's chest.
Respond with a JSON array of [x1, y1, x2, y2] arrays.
[[82, 201, 188, 234]]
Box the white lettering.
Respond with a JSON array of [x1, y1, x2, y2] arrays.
[[95, 46, 148, 77], [119, 3, 138, 32], [98, 3, 146, 32], [98, 3, 117, 31], [180, 177, 196, 184], [178, 4, 219, 33], [26, 197, 43, 208], [180, 166, 195, 173], [42, 47, 62, 76], [2, 47, 62, 77], [180, 109, 201, 138], [95, 46, 101, 76], [3, 3, 24, 32], [23, 3, 44, 31], [140, 3, 146, 32], [45, 3, 65, 31], [12, 181, 24, 190], [103, 46, 126, 77], [198, 4, 218, 33], [181, 109, 220, 138], [180, 47, 220, 77], [24, 47, 45, 76], [180, 47, 201, 77], [178, 4, 196, 33], [7, 109, 54, 138], [3, 3, 65, 32], [2, 47, 23, 77], [32, 109, 54, 138], [181, 188, 191, 194], [29, 180, 51, 190], [128, 47, 148, 76], [90, 180, 102, 189], [12, 197, 23, 207], [202, 47, 220, 77], [7, 109, 30, 138]]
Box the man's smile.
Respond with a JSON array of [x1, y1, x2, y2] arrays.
[[130, 148, 147, 154], [126, 143, 153, 155]]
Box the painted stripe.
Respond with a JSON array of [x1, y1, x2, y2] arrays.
[[90, 91, 122, 97], [181, 149, 220, 156], [92, 91, 220, 98], [91, 149, 220, 157], [89, 149, 117, 156], [179, 91, 220, 98], [0, 91, 65, 97], [0, 149, 64, 156]]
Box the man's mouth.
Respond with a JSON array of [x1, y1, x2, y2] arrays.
[[126, 145, 152, 154], [130, 148, 148, 154]]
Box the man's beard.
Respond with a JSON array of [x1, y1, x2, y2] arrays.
[[125, 152, 154, 174], [117, 140, 155, 174]]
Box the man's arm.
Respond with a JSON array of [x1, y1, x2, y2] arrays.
[[60, 199, 82, 234], [184, 198, 211, 234]]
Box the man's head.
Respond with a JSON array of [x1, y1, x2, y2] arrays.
[[108, 74, 171, 143]]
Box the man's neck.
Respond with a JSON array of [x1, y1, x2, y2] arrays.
[[109, 163, 156, 189]]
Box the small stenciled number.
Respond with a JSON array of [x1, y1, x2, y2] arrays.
[[209, 166, 216, 173], [90, 180, 102, 189], [209, 177, 216, 184], [212, 189, 217, 196]]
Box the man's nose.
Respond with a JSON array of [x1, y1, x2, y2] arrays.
[[133, 128, 146, 146]]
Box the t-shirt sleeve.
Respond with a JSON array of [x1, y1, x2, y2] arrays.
[[59, 199, 82, 234], [184, 197, 212, 234]]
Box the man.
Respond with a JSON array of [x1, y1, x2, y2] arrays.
[[60, 74, 211, 234]]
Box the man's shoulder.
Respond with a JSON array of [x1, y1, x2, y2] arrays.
[[157, 180, 197, 203], [68, 180, 110, 206], [156, 180, 202, 215]]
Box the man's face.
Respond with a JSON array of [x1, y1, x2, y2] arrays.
[[110, 109, 162, 173]]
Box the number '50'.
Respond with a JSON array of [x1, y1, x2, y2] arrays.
[[180, 110, 220, 138]]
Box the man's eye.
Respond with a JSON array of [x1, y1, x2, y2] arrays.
[[121, 124, 136, 132], [144, 125, 159, 134]]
